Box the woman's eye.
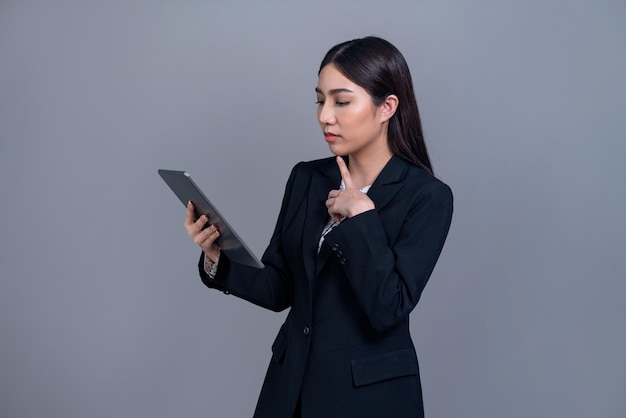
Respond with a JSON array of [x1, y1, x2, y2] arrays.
[[336, 101, 350, 106], [315, 99, 324, 105]]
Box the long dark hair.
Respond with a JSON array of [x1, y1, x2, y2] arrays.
[[319, 36, 433, 174]]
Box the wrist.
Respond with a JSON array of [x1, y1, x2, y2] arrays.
[[205, 248, 221, 262], [349, 201, 375, 218]]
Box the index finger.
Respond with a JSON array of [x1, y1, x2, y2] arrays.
[[336, 156, 355, 189], [184, 201, 196, 226]]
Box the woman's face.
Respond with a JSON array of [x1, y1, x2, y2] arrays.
[[316, 64, 390, 159]]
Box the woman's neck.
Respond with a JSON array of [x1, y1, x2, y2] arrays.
[[346, 147, 393, 189]]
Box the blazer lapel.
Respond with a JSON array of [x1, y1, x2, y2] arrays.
[[303, 160, 341, 282], [366, 155, 407, 212]]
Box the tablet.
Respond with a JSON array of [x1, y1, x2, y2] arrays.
[[158, 169, 264, 268]]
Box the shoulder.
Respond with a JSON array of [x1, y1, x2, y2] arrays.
[[284, 156, 336, 184], [386, 156, 451, 194], [291, 156, 336, 174], [399, 158, 453, 207], [408, 163, 451, 191]]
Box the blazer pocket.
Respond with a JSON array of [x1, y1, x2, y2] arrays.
[[351, 348, 418, 387], [271, 327, 288, 363]]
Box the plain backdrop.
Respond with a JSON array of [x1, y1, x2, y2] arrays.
[[1, 1, 625, 417]]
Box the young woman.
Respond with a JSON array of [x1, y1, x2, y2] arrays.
[[185, 36, 453, 418]]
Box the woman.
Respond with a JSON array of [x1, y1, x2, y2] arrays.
[[185, 36, 453, 418]]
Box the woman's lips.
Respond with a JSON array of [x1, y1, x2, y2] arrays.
[[324, 132, 340, 143]]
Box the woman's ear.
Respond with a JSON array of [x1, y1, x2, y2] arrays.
[[378, 94, 399, 123]]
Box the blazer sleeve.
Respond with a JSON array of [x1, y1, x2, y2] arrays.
[[323, 179, 453, 332], [197, 163, 302, 312]]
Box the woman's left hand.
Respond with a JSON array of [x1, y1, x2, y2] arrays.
[[326, 156, 375, 222]]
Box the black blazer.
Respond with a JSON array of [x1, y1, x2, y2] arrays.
[[199, 155, 453, 418]]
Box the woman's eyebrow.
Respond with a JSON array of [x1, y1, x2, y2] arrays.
[[315, 87, 355, 95]]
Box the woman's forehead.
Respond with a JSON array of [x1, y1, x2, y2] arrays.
[[316, 65, 362, 95]]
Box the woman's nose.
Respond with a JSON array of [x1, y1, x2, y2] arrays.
[[318, 104, 335, 125]]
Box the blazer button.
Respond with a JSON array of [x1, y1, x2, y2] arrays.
[[339, 258, 346, 265], [332, 243, 339, 251], [303, 326, 310, 336]]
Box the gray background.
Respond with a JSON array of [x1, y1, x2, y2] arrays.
[[1, 1, 625, 417]]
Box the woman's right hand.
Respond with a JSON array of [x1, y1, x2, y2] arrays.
[[184, 201, 221, 261]]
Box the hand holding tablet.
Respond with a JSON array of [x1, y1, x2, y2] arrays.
[[158, 169, 264, 268], [185, 201, 221, 262]]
